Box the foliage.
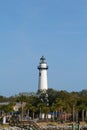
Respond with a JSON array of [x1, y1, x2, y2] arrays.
[[0, 89, 87, 121], [0, 102, 15, 113]]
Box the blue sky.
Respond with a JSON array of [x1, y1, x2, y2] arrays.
[[0, 0, 87, 96]]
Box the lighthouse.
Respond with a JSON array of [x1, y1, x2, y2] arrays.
[[38, 56, 48, 91]]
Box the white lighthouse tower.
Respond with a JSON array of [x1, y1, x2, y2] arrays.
[[38, 56, 48, 90]]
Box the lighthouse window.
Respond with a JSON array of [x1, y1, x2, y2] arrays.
[[39, 72, 41, 76]]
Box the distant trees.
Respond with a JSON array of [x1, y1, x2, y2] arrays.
[[0, 102, 15, 113], [0, 89, 87, 122]]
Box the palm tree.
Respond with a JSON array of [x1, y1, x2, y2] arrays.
[[37, 103, 44, 119], [16, 94, 27, 121]]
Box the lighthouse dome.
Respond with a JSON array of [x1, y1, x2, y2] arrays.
[[40, 56, 46, 64]]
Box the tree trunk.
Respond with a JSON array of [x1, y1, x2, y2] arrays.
[[82, 109, 84, 122], [85, 110, 87, 121], [73, 105, 75, 122], [33, 112, 34, 120]]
